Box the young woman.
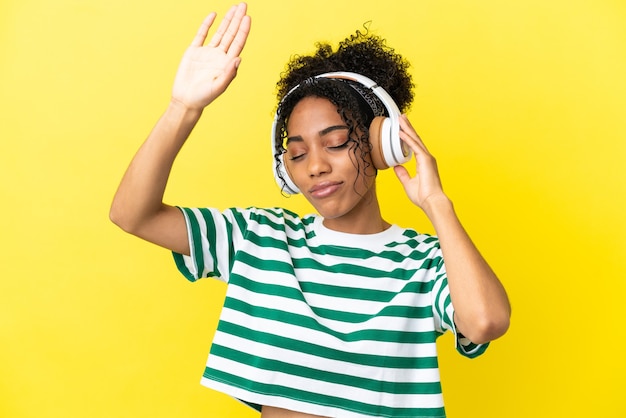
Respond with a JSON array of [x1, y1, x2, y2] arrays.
[[110, 3, 510, 417]]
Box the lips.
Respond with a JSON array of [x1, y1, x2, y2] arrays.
[[308, 181, 343, 198]]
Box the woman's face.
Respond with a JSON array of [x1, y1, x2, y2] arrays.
[[284, 96, 380, 232]]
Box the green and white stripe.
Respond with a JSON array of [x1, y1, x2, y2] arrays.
[[173, 207, 487, 418]]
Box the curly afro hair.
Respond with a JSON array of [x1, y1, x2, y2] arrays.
[[273, 27, 414, 194], [276, 27, 414, 112]]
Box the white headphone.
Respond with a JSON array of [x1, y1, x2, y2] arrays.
[[271, 71, 411, 194]]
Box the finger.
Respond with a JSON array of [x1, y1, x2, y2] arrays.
[[399, 115, 429, 152], [207, 4, 237, 47], [191, 12, 217, 47], [399, 117, 432, 162], [207, 3, 247, 50], [399, 126, 427, 157], [218, 3, 249, 54], [226, 14, 251, 58]]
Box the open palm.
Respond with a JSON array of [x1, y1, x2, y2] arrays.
[[171, 3, 250, 110]]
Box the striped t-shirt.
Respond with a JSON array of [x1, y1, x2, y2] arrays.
[[173, 206, 488, 418]]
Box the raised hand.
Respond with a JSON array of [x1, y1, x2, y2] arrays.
[[393, 115, 447, 213], [171, 3, 251, 110]]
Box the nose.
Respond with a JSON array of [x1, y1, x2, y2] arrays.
[[307, 147, 331, 177]]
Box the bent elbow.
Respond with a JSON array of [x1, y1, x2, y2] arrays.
[[109, 202, 138, 235], [475, 316, 510, 344], [460, 310, 511, 345]]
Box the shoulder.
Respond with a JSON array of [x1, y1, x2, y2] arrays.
[[235, 207, 310, 224], [398, 228, 441, 249], [224, 207, 315, 235]]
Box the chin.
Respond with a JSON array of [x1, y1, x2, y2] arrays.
[[313, 208, 344, 220]]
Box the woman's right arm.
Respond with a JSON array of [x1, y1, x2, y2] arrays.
[[109, 3, 251, 255]]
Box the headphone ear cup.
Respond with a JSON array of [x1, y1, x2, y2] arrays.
[[275, 154, 300, 194], [369, 115, 411, 169], [368, 116, 390, 170]]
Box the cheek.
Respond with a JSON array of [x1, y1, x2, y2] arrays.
[[349, 142, 377, 178], [342, 156, 376, 196], [283, 158, 299, 182]]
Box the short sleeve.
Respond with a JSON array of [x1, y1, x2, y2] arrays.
[[172, 207, 243, 283], [431, 255, 489, 359]]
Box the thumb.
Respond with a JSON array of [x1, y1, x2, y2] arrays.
[[214, 58, 242, 96], [220, 57, 242, 81], [228, 57, 242, 76], [393, 165, 411, 186]]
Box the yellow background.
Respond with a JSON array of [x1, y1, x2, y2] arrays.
[[2, 0, 625, 417]]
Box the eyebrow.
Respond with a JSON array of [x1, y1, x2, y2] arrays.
[[286, 125, 349, 145]]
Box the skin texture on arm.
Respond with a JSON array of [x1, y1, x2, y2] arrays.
[[394, 115, 511, 344], [109, 3, 251, 255]]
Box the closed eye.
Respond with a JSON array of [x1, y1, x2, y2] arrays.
[[328, 138, 353, 150], [289, 138, 352, 161]]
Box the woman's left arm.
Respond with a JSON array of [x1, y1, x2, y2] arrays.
[[394, 115, 511, 344]]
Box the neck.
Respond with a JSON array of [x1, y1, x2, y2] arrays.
[[321, 186, 390, 234]]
